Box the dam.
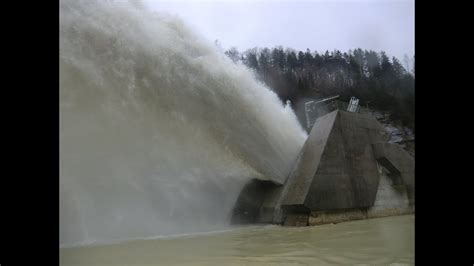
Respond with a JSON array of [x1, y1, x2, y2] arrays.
[[231, 100, 415, 226], [60, 98, 416, 265], [59, 3, 414, 260]]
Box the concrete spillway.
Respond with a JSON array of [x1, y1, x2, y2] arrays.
[[231, 109, 415, 226]]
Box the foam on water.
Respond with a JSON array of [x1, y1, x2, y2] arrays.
[[60, 0, 307, 246]]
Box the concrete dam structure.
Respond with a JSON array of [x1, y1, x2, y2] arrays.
[[231, 108, 414, 226]]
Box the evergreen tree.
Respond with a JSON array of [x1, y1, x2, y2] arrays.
[[224, 47, 240, 63], [225, 46, 414, 129]]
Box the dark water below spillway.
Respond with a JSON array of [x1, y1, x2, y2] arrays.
[[60, 214, 414, 265]]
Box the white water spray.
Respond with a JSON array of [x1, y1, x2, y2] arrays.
[[60, 0, 307, 246]]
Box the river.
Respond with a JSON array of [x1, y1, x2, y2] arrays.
[[60, 214, 414, 265]]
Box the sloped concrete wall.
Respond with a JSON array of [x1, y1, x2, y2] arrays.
[[281, 110, 388, 214], [281, 111, 338, 208], [304, 112, 382, 211], [289, 169, 413, 226], [281, 111, 414, 226], [231, 109, 415, 227], [303, 118, 362, 210]]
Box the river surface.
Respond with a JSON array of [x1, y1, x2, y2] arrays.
[[60, 215, 414, 265]]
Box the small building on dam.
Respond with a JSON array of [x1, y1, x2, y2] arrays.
[[231, 102, 415, 226]]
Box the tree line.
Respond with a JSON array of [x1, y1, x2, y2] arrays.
[[224, 46, 414, 130]]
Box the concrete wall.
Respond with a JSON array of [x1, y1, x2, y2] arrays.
[[281, 111, 338, 208], [372, 143, 415, 205], [303, 111, 383, 211], [281, 110, 390, 214], [284, 169, 413, 226], [308, 209, 367, 226], [231, 179, 280, 224], [367, 163, 413, 218], [231, 109, 415, 227]]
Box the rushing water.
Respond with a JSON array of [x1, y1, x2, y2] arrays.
[[60, 215, 414, 265], [60, 0, 306, 247]]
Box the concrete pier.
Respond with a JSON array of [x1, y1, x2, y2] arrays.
[[231, 109, 414, 226]]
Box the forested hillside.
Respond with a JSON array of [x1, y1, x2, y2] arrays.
[[225, 47, 414, 130]]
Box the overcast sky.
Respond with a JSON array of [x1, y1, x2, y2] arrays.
[[144, 0, 414, 64]]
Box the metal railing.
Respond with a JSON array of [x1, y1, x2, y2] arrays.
[[328, 100, 373, 115], [304, 99, 374, 131]]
